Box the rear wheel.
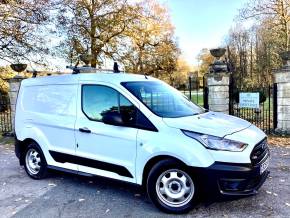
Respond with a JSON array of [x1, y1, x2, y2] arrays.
[[147, 159, 199, 214], [24, 142, 47, 179]]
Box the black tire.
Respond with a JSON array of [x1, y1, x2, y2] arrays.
[[146, 159, 199, 214], [23, 142, 48, 179]]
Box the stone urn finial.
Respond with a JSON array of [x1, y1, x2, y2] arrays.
[[210, 48, 226, 60], [279, 51, 290, 67], [10, 63, 27, 78], [10, 63, 27, 73], [209, 48, 228, 73]]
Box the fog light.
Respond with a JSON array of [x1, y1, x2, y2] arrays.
[[219, 179, 246, 191]]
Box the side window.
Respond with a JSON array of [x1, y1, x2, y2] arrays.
[[120, 94, 137, 125], [82, 84, 157, 131], [82, 85, 119, 121], [82, 85, 136, 124]]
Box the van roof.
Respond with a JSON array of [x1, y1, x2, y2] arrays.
[[21, 72, 158, 86]]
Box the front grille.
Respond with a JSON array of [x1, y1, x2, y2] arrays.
[[250, 138, 269, 165]]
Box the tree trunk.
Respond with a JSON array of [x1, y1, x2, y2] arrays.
[[250, 40, 253, 79], [91, 38, 97, 68], [90, 0, 97, 68]]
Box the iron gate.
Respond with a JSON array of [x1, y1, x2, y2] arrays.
[[199, 75, 277, 134], [182, 76, 205, 107], [0, 92, 12, 134], [229, 77, 277, 134]]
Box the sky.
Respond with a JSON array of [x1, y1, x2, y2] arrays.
[[161, 0, 249, 66]]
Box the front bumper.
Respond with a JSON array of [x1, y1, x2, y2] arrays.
[[192, 156, 270, 197]]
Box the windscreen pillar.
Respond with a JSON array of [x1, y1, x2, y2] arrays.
[[207, 73, 230, 114], [273, 52, 290, 134], [8, 76, 24, 131]]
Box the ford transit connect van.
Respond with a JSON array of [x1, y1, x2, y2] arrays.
[[14, 72, 270, 213]]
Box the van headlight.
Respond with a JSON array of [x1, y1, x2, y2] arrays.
[[182, 130, 248, 152]]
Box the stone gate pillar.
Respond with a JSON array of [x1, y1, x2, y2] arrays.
[[273, 52, 290, 134], [8, 76, 24, 131], [207, 73, 230, 114], [206, 48, 230, 114]]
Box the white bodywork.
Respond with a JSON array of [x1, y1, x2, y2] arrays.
[[15, 73, 266, 185]]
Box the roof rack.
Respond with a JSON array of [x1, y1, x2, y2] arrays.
[[66, 62, 124, 74]]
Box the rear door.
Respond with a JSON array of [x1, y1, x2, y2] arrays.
[[75, 83, 139, 182]]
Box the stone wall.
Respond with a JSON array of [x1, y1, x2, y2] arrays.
[[207, 73, 230, 114], [274, 70, 290, 133], [8, 77, 24, 131]]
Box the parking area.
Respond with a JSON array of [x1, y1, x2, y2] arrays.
[[0, 138, 290, 218]]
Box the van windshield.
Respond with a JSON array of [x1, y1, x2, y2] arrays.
[[121, 81, 205, 118]]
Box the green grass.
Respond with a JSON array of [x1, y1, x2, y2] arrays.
[[179, 90, 204, 106], [190, 94, 204, 106]]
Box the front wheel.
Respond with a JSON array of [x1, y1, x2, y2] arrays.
[[24, 142, 47, 179], [146, 159, 199, 214]]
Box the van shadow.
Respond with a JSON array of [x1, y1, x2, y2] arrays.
[[15, 169, 258, 217], [47, 169, 252, 211]]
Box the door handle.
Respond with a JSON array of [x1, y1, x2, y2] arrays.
[[79, 127, 91, 133]]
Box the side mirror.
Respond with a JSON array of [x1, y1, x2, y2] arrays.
[[102, 111, 124, 126]]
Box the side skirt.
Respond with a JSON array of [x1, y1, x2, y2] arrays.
[[49, 150, 133, 178], [47, 165, 95, 177]]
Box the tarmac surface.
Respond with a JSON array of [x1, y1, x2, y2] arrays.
[[0, 140, 290, 218]]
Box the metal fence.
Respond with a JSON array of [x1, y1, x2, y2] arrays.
[[180, 77, 206, 107], [0, 93, 12, 134], [182, 75, 277, 135], [229, 78, 278, 134]]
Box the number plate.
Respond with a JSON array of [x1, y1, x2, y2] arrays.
[[260, 156, 270, 175]]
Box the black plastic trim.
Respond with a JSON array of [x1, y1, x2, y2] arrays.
[[14, 138, 21, 159], [47, 165, 95, 177], [49, 150, 133, 178], [189, 160, 270, 197]]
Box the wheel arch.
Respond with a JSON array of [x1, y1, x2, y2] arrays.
[[16, 138, 40, 165], [141, 155, 186, 187]]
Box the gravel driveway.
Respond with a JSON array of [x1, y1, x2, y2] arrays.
[[0, 139, 289, 218]]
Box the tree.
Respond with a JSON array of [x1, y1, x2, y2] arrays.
[[239, 0, 290, 50], [118, 0, 180, 82], [0, 0, 51, 64], [165, 58, 190, 88], [56, 0, 137, 68], [197, 48, 214, 76], [225, 22, 282, 89]]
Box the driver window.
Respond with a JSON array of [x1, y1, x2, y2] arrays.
[[82, 85, 136, 124]]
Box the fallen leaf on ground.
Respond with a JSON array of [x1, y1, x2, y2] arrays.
[[105, 209, 110, 213], [268, 137, 290, 147], [78, 198, 85, 202], [266, 191, 272, 195]]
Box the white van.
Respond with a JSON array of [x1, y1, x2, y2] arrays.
[[14, 72, 270, 213]]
